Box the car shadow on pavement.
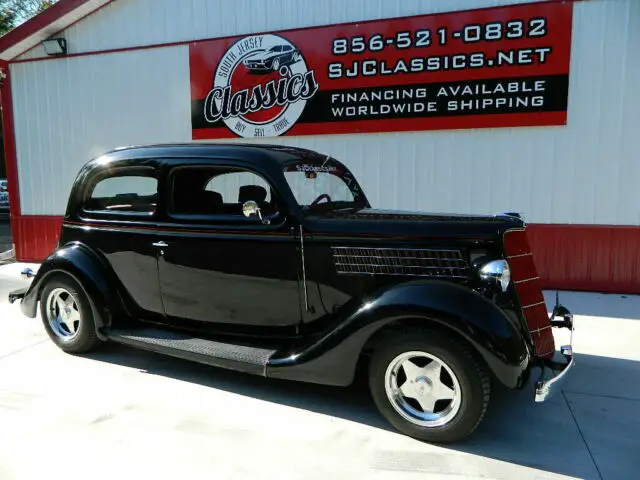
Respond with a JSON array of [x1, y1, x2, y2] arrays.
[[544, 290, 640, 321], [83, 344, 640, 479]]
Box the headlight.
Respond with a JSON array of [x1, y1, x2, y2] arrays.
[[479, 259, 511, 292]]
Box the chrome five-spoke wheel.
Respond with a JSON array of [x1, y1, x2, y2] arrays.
[[385, 351, 461, 427], [40, 276, 101, 353], [46, 287, 82, 340], [369, 328, 491, 443]]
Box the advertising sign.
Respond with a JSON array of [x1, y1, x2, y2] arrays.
[[190, 1, 573, 139]]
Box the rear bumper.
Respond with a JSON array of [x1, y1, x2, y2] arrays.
[[534, 305, 575, 402], [8, 268, 39, 317], [8, 287, 27, 304]]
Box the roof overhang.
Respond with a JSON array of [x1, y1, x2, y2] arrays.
[[0, 0, 112, 61]]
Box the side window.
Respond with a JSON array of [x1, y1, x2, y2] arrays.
[[170, 166, 278, 218], [85, 173, 157, 214]]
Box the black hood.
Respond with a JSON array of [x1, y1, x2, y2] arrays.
[[304, 208, 525, 240]]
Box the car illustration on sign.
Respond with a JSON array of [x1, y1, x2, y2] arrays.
[[9, 143, 575, 443], [242, 44, 301, 74]]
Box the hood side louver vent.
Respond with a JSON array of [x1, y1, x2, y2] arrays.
[[331, 247, 468, 278]]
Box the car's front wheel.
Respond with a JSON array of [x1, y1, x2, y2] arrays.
[[40, 275, 101, 354], [368, 328, 490, 443]]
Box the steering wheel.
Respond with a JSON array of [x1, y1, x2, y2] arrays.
[[310, 193, 332, 206]]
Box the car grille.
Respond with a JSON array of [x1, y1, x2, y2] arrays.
[[331, 246, 468, 278]]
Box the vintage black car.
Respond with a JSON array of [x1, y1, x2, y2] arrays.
[[242, 44, 301, 74], [9, 143, 574, 443]]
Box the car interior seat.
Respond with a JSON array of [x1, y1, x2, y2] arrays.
[[238, 185, 273, 214]]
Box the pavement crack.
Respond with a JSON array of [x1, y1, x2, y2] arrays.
[[562, 390, 604, 480], [564, 390, 640, 403], [0, 340, 48, 360]]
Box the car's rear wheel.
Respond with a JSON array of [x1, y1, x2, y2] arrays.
[[40, 276, 101, 353], [368, 328, 490, 443]]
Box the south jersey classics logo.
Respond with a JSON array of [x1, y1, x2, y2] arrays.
[[203, 34, 319, 138]]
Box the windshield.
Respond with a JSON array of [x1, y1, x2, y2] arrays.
[[283, 158, 368, 212]]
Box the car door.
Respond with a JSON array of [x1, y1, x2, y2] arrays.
[[80, 163, 164, 322], [155, 162, 302, 332]]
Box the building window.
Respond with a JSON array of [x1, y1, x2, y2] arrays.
[[85, 174, 157, 214]]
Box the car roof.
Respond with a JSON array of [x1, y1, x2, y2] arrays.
[[95, 142, 333, 169]]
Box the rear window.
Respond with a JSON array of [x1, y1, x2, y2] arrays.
[[85, 174, 157, 214]]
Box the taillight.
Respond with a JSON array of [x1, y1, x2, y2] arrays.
[[503, 228, 555, 358]]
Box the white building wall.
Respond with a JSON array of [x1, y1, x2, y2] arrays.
[[11, 46, 191, 215], [9, 0, 640, 225], [16, 0, 549, 61]]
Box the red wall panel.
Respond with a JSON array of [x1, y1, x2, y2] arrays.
[[12, 216, 63, 262], [9, 216, 640, 294], [527, 224, 640, 294]]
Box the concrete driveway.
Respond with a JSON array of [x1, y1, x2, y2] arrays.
[[0, 262, 638, 480]]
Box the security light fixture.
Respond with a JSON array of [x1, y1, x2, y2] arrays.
[[42, 38, 67, 56]]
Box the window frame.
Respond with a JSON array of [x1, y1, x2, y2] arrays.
[[164, 163, 286, 228], [80, 165, 159, 221]]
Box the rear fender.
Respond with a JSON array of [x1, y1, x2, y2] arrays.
[[20, 243, 128, 341], [267, 280, 531, 388]]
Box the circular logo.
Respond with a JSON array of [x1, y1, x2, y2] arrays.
[[204, 34, 319, 138]]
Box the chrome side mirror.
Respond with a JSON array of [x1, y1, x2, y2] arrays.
[[242, 200, 270, 225]]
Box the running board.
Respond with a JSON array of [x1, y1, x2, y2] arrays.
[[104, 328, 276, 376]]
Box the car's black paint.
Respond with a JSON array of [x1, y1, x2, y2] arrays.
[[15, 143, 537, 390], [266, 280, 531, 388], [18, 242, 131, 341], [156, 224, 302, 329]]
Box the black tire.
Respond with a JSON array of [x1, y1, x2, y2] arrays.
[[368, 328, 490, 443], [39, 275, 102, 354]]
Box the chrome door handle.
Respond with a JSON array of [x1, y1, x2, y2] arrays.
[[152, 241, 169, 247]]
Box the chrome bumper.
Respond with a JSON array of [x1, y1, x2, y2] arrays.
[[534, 299, 575, 402]]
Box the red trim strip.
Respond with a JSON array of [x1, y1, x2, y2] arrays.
[[0, 0, 109, 59], [193, 112, 567, 140], [64, 220, 291, 237], [8, 216, 640, 296], [63, 219, 491, 240], [13, 0, 115, 60]]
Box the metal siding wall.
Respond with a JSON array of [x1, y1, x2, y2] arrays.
[[10, 46, 191, 215], [5, 0, 639, 293], [17, 0, 548, 61], [11, 0, 639, 227]]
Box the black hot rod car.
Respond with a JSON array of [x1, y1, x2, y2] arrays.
[[9, 143, 574, 443]]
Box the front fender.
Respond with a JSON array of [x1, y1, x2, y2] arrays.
[[19, 242, 128, 341], [267, 280, 531, 388]]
